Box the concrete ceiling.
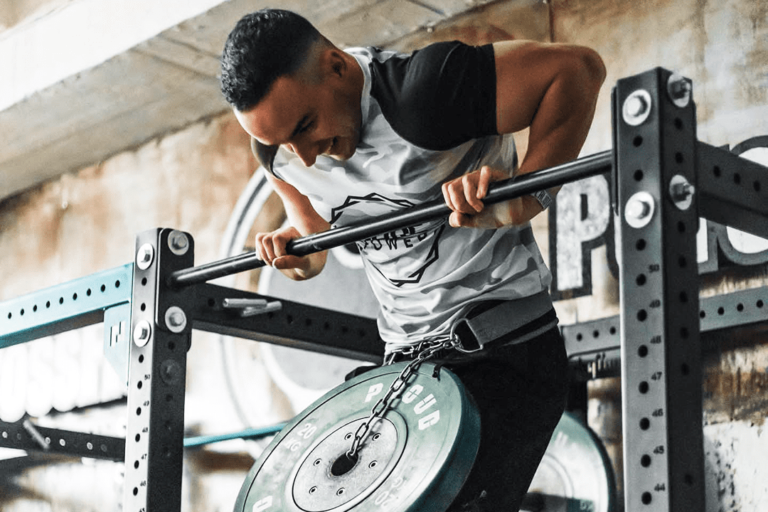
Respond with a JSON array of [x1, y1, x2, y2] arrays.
[[0, 0, 499, 201]]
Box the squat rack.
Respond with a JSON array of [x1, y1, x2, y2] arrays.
[[1, 67, 768, 512]]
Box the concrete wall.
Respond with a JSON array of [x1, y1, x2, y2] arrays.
[[1, 0, 767, 511], [0, 0, 72, 32]]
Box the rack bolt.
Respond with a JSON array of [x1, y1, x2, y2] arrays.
[[165, 306, 187, 333], [133, 320, 152, 347], [136, 244, 154, 270], [622, 90, 652, 126], [669, 174, 695, 210], [667, 73, 692, 108], [168, 231, 189, 256], [624, 191, 656, 229]]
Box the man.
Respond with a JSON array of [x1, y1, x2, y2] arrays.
[[220, 8, 605, 511]]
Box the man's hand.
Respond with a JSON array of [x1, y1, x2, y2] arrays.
[[441, 166, 525, 228], [254, 226, 326, 280]]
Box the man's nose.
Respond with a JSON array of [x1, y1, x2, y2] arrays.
[[288, 142, 317, 167]]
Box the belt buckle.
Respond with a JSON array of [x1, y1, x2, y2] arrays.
[[450, 318, 485, 354]]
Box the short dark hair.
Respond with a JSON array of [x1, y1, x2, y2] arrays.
[[220, 9, 321, 112]]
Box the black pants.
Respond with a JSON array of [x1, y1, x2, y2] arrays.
[[440, 327, 570, 512]]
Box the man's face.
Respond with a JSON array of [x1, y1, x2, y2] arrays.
[[235, 60, 361, 168]]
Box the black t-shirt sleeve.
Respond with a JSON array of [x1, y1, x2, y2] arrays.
[[369, 41, 497, 151]]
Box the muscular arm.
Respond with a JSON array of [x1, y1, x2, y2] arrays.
[[255, 172, 330, 280], [443, 41, 606, 228]]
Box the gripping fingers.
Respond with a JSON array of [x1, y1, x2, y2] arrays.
[[255, 227, 297, 267], [442, 178, 482, 215], [254, 232, 274, 266]]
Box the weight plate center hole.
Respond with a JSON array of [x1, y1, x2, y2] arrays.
[[331, 452, 359, 477]]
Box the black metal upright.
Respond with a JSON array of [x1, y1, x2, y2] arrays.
[[614, 68, 705, 511], [123, 229, 195, 512]]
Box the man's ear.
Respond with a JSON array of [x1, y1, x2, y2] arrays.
[[327, 49, 347, 79]]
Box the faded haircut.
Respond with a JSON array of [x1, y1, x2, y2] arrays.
[[219, 9, 322, 112]]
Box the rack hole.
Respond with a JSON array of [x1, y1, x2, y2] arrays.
[[677, 221, 686, 233], [140, 303, 146, 312], [166, 394, 173, 402], [636, 274, 647, 286], [141, 278, 148, 286], [46, 301, 51, 308], [33, 305, 38, 312], [638, 345, 649, 357], [136, 407, 142, 416], [678, 255, 687, 268], [641, 454, 651, 467], [684, 473, 694, 486], [59, 297, 64, 305], [610, 326, 617, 335], [286, 315, 294, 325], [642, 492, 652, 505], [72, 293, 78, 301], [680, 327, 689, 339], [207, 298, 215, 307], [137, 381, 142, 389], [737, 303, 744, 312], [637, 309, 648, 322], [593, 330, 600, 338], [135, 434, 140, 442], [133, 488, 138, 496], [138, 355, 144, 363], [115, 280, 121, 288], [713, 165, 722, 178], [754, 180, 761, 192], [636, 239, 646, 251], [87, 288, 92, 296], [674, 118, 683, 130], [675, 152, 684, 163], [679, 291, 688, 303], [634, 169, 644, 181], [757, 300, 764, 308], [681, 363, 690, 376], [733, 173, 741, 185], [640, 418, 650, 430], [576, 333, 583, 341], [718, 307, 725, 315], [639, 381, 649, 394], [100, 284, 106, 292], [633, 136, 643, 147], [700, 310, 706, 318], [168, 341, 175, 350], [134, 460, 139, 469]]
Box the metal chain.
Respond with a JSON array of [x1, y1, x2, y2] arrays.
[[346, 336, 456, 459]]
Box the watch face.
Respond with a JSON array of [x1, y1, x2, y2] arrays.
[[218, 171, 380, 436]]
